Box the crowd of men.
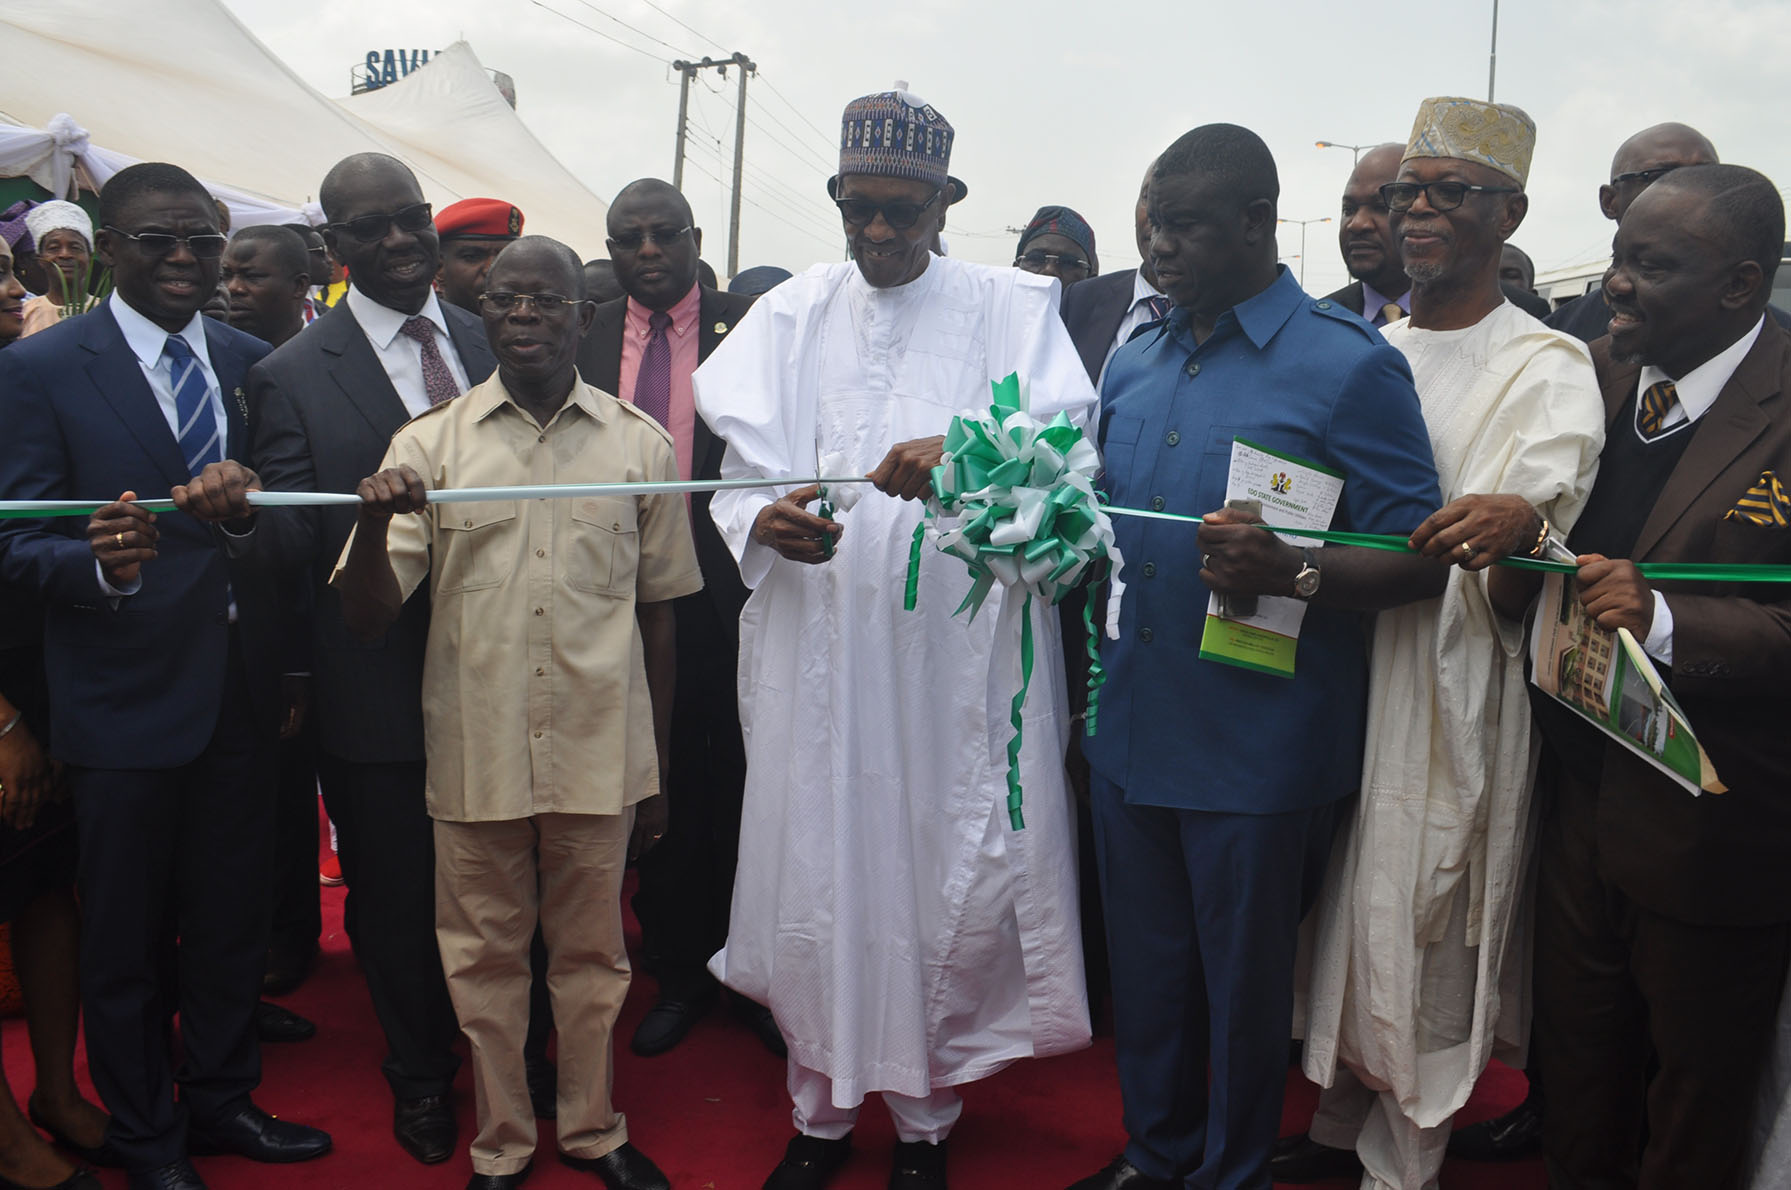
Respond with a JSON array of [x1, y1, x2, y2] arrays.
[[0, 82, 1787, 1190]]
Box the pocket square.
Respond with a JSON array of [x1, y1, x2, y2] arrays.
[[1724, 469, 1790, 527]]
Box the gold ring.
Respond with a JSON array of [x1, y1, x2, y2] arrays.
[[116, 532, 125, 548], [1459, 541, 1476, 559]]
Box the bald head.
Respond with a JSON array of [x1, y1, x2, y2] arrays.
[[1600, 123, 1718, 223], [318, 153, 422, 224], [608, 179, 695, 231], [491, 235, 587, 300]]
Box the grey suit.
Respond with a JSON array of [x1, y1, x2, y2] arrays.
[[244, 297, 495, 1101]]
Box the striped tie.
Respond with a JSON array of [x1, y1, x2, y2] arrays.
[[1725, 470, 1791, 527], [1145, 295, 1171, 321], [165, 335, 222, 475], [1638, 379, 1680, 441]]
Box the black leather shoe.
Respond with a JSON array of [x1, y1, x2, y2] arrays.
[[1065, 1155, 1177, 1190], [466, 1161, 530, 1189], [0, 1166, 104, 1190], [525, 1056, 557, 1120], [889, 1139, 947, 1189], [262, 939, 318, 997], [254, 1000, 317, 1043], [763, 1133, 852, 1190], [1447, 1091, 1542, 1161], [562, 1142, 670, 1190], [629, 990, 716, 1056], [394, 1095, 456, 1165], [732, 996, 788, 1059], [127, 1160, 207, 1190], [1268, 1134, 1362, 1182], [27, 1098, 125, 1168], [188, 1104, 332, 1163]]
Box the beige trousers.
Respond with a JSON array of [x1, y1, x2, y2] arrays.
[[435, 809, 634, 1175]]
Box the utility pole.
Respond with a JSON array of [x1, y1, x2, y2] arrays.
[[1488, 0, 1500, 101], [668, 52, 755, 278]]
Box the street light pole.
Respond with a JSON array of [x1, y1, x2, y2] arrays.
[[1278, 217, 1332, 289], [1488, 0, 1500, 101], [1316, 140, 1369, 163]]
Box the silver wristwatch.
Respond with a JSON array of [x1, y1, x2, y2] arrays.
[[1292, 548, 1321, 600]]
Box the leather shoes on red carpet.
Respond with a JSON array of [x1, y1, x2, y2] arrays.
[[254, 1000, 317, 1043], [763, 1133, 852, 1190], [1447, 1091, 1542, 1161], [561, 1142, 670, 1189], [394, 1094, 456, 1165], [629, 992, 715, 1056], [127, 1160, 207, 1190], [27, 1097, 125, 1168], [1064, 1154, 1178, 1190], [465, 1160, 530, 1189], [187, 1103, 332, 1163], [262, 939, 318, 997], [1268, 1133, 1363, 1182], [525, 1057, 557, 1120], [889, 1139, 947, 1189]]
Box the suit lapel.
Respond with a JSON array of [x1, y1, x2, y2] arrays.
[[443, 305, 496, 385], [579, 298, 626, 395], [81, 306, 189, 489], [317, 305, 413, 442], [204, 322, 253, 461], [1632, 328, 1780, 560]]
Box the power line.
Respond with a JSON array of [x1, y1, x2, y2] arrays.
[[634, 0, 730, 55], [562, 0, 696, 58], [683, 155, 841, 254], [682, 132, 840, 239], [695, 73, 836, 175], [526, 0, 669, 63], [755, 73, 840, 154]]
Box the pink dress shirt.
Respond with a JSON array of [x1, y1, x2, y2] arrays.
[[618, 284, 702, 480]]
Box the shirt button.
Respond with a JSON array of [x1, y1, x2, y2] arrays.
[[463, 519, 473, 528], [534, 607, 544, 616], [533, 731, 543, 739], [1151, 496, 1166, 511], [537, 434, 545, 443], [1139, 627, 1154, 643], [535, 666, 545, 676], [1185, 361, 1201, 378], [1142, 562, 1157, 577], [536, 548, 546, 558], [1316, 301, 1332, 310], [1165, 430, 1181, 446]]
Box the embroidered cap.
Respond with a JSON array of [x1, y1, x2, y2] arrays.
[[831, 86, 967, 203], [1403, 96, 1537, 186]]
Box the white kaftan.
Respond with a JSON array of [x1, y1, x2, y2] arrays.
[[694, 256, 1095, 1107], [1302, 303, 1605, 1151]]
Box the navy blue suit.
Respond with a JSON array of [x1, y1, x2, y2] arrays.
[[0, 302, 281, 1169], [1084, 270, 1441, 1189]]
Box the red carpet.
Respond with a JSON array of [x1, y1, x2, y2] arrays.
[[3, 878, 1546, 1189]]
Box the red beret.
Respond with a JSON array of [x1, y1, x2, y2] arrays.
[[436, 198, 524, 240]]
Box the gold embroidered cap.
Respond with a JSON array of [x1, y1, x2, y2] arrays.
[[1403, 96, 1536, 186]]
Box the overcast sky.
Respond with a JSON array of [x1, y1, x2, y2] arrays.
[[221, 0, 1791, 296]]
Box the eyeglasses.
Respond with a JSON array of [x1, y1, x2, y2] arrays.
[[1378, 181, 1520, 213], [1016, 250, 1092, 273], [834, 190, 942, 231], [103, 227, 228, 259], [328, 202, 434, 244], [607, 226, 692, 251], [1610, 165, 1680, 187], [478, 291, 581, 314]]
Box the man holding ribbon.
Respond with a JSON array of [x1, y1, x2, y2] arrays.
[[694, 87, 1095, 1190], [1285, 97, 1605, 1190], [1069, 124, 1446, 1190]]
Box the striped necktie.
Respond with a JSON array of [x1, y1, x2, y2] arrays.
[[1145, 295, 1171, 322], [1638, 379, 1680, 441], [634, 310, 673, 428], [164, 334, 222, 475]]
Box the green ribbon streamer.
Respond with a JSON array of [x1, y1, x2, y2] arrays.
[[1007, 594, 1034, 831], [1105, 506, 1791, 583], [1082, 592, 1106, 738]]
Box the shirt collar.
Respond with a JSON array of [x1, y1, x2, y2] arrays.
[[1131, 268, 1165, 306], [1359, 280, 1410, 317], [625, 282, 703, 337], [1173, 265, 1303, 350], [469, 373, 611, 426], [108, 291, 210, 370], [1637, 314, 1765, 423], [346, 285, 453, 350]]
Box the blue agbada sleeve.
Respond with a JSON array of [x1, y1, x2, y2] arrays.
[[1323, 342, 1442, 535]]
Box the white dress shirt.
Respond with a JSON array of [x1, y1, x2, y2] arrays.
[[344, 286, 470, 418], [1633, 314, 1765, 663], [1097, 269, 1170, 390]]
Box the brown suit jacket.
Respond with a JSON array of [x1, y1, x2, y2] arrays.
[[1585, 323, 1791, 927]]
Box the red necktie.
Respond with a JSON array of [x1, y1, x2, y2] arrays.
[[399, 316, 461, 407]]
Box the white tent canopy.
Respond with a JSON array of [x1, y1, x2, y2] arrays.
[[0, 0, 605, 244]]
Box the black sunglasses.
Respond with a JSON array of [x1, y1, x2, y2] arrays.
[[1378, 181, 1519, 213], [835, 190, 943, 231], [607, 226, 692, 252], [329, 202, 434, 244], [1610, 165, 1680, 187], [103, 227, 229, 259]]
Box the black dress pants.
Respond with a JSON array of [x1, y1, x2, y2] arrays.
[[71, 644, 272, 1170], [315, 751, 460, 1100], [267, 713, 321, 962]]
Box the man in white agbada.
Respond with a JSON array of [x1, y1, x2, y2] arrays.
[[692, 89, 1094, 1190], [1280, 97, 1605, 1190]]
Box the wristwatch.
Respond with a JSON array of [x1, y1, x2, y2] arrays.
[[1292, 548, 1321, 600]]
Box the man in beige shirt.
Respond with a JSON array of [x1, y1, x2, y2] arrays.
[[331, 236, 700, 1190]]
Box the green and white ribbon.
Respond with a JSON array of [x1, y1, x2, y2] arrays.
[[902, 373, 1123, 830]]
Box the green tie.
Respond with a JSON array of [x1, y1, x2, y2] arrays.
[[1638, 379, 1679, 441]]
